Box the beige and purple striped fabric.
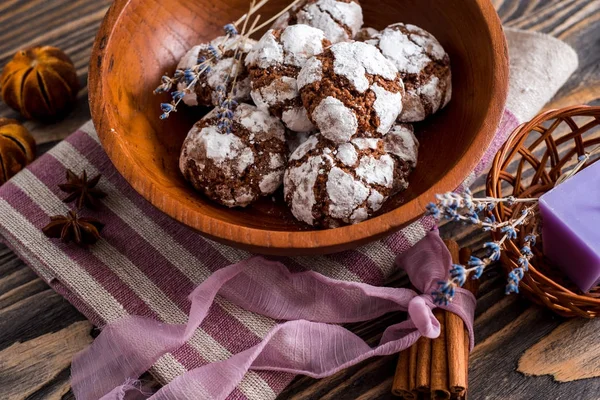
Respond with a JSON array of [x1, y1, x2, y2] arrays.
[[0, 113, 514, 399], [0, 28, 578, 399]]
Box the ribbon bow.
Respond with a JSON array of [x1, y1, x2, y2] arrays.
[[71, 230, 476, 400]]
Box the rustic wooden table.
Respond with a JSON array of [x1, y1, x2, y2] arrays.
[[0, 0, 599, 399]]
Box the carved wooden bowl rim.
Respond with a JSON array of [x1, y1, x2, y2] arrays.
[[89, 0, 509, 255]]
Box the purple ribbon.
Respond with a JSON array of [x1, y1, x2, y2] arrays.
[[71, 230, 475, 400]]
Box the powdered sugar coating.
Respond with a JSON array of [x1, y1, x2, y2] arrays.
[[355, 154, 395, 188], [234, 103, 286, 142], [316, 0, 363, 37], [367, 190, 385, 211], [284, 133, 414, 228], [369, 24, 439, 75], [182, 125, 252, 173], [384, 123, 419, 168], [300, 43, 404, 139], [297, 57, 323, 88], [284, 154, 328, 225], [245, 32, 284, 69], [367, 23, 451, 122], [336, 143, 358, 166], [207, 57, 252, 105], [282, 107, 315, 133], [280, 25, 328, 67], [327, 167, 370, 220], [252, 76, 298, 111], [290, 134, 319, 161], [180, 104, 287, 208], [313, 96, 358, 143], [274, 0, 363, 44], [213, 35, 256, 54], [270, 153, 286, 169], [331, 42, 398, 93], [371, 83, 403, 134], [246, 25, 327, 133], [351, 138, 380, 150], [401, 74, 452, 122], [260, 171, 284, 194]]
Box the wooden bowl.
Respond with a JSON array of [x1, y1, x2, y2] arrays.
[[89, 0, 508, 255]]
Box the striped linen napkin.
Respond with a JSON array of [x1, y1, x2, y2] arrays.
[[0, 28, 577, 399]]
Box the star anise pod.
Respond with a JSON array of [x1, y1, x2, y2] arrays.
[[58, 169, 107, 209], [42, 210, 104, 247]]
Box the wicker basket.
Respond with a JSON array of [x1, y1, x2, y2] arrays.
[[486, 105, 600, 318]]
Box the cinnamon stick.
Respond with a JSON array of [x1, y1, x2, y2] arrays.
[[408, 342, 418, 393], [446, 311, 467, 396], [430, 308, 450, 399], [445, 245, 472, 397], [392, 348, 416, 399], [415, 337, 432, 392], [392, 241, 476, 399], [464, 328, 470, 395]]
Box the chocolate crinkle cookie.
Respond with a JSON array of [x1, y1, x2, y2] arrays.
[[177, 36, 256, 107], [271, 0, 363, 44], [245, 25, 331, 133], [179, 104, 288, 208], [298, 41, 404, 144], [366, 23, 451, 122], [284, 126, 418, 228]]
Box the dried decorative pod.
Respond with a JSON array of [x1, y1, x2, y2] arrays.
[[58, 169, 107, 209], [0, 118, 36, 183], [0, 46, 80, 120], [42, 210, 104, 247]]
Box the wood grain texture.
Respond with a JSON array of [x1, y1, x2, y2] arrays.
[[1, 321, 92, 400], [0, 0, 598, 399], [89, 0, 509, 255], [0, 0, 111, 144], [518, 317, 600, 382]]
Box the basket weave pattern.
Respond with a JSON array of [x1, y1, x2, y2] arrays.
[[487, 105, 600, 318]]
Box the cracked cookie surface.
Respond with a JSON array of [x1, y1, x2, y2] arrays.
[[180, 104, 288, 208], [366, 23, 451, 122], [246, 25, 331, 132], [284, 124, 418, 227], [271, 0, 363, 44], [298, 41, 404, 144]]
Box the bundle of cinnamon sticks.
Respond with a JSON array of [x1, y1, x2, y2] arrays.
[[392, 241, 477, 399]]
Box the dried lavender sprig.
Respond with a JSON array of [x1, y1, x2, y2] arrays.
[[505, 231, 537, 294], [154, 0, 275, 100], [158, 62, 214, 119], [215, 7, 259, 133], [432, 189, 538, 213], [223, 24, 239, 37], [156, 0, 267, 121], [432, 205, 537, 305], [426, 189, 538, 231]]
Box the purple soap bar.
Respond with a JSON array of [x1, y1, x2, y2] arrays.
[[540, 161, 600, 292]]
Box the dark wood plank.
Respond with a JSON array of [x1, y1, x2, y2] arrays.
[[0, 0, 597, 399], [0, 0, 112, 145]]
